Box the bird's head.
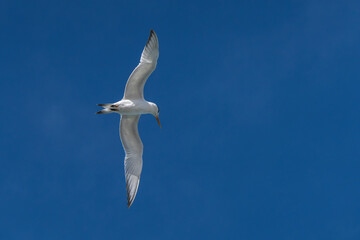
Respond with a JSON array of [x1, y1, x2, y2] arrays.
[[151, 103, 161, 128]]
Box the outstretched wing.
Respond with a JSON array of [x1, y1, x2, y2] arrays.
[[119, 115, 143, 207], [123, 30, 159, 100]]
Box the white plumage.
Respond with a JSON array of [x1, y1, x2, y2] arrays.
[[97, 30, 160, 207]]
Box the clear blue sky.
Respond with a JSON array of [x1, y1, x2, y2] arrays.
[[1, 0, 360, 239]]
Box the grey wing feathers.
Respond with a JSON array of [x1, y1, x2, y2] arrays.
[[123, 30, 159, 100], [119, 115, 143, 207], [140, 30, 159, 64]]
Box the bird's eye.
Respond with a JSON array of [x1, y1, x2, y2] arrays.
[[157, 106, 160, 113]]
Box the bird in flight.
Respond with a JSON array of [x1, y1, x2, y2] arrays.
[[97, 30, 160, 207]]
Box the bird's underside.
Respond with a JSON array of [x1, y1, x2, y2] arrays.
[[97, 29, 159, 208]]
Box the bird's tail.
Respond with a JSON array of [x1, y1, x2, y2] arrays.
[[97, 103, 112, 108], [96, 103, 112, 114]]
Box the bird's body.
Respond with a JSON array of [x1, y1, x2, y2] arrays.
[[97, 30, 160, 207], [99, 99, 157, 115]]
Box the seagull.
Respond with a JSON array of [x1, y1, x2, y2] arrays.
[[97, 30, 160, 208]]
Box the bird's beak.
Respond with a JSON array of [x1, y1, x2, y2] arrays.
[[155, 116, 161, 128]]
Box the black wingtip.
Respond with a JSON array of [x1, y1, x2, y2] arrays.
[[126, 182, 134, 208], [127, 195, 133, 208], [146, 29, 155, 45]]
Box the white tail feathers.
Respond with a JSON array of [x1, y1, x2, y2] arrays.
[[97, 103, 112, 107], [96, 103, 114, 114], [96, 108, 112, 114]]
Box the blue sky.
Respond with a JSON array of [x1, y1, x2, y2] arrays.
[[1, 0, 360, 239]]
